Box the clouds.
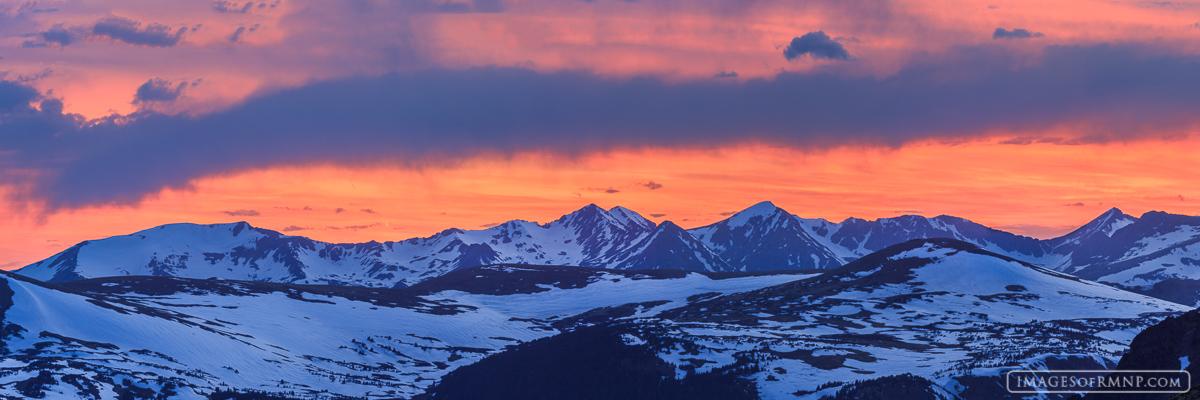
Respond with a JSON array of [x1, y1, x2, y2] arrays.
[[133, 79, 188, 104], [40, 25, 79, 46], [0, 81, 40, 111], [783, 31, 851, 61], [993, 28, 1044, 40], [230, 26, 248, 43], [221, 209, 261, 216], [91, 17, 186, 47], [3, 43, 1200, 211], [21, 17, 188, 48], [229, 24, 259, 43], [213, 1, 256, 14]]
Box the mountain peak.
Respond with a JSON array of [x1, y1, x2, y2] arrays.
[[579, 203, 604, 212], [1049, 207, 1139, 245], [616, 219, 730, 271], [725, 201, 786, 226], [608, 206, 656, 232], [743, 200, 778, 214], [231, 221, 252, 236], [554, 203, 622, 229], [561, 203, 605, 219], [657, 220, 682, 230]]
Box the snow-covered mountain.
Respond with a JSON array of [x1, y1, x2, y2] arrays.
[[689, 201, 843, 270], [18, 202, 1200, 306], [1046, 207, 1139, 252], [0, 240, 1185, 399], [689, 200, 1053, 270], [422, 239, 1188, 400], [15, 204, 725, 288], [789, 205, 1054, 263], [689, 204, 1200, 306], [1044, 209, 1200, 306], [0, 265, 812, 399]]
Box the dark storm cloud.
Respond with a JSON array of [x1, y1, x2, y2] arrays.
[[4, 43, 1200, 210], [91, 16, 186, 47], [783, 31, 850, 61], [993, 28, 1044, 39], [133, 78, 187, 103], [0, 81, 40, 111]]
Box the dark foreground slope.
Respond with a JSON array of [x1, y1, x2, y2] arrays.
[[1078, 308, 1200, 400]]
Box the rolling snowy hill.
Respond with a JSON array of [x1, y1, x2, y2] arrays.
[[0, 240, 1186, 399], [424, 239, 1189, 400], [0, 265, 813, 399]]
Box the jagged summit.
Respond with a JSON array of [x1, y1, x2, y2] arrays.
[[721, 200, 783, 226], [18, 202, 1200, 305], [1051, 207, 1137, 247], [613, 220, 731, 272], [607, 206, 656, 232]]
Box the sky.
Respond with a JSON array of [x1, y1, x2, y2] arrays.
[[1, 0, 1200, 268]]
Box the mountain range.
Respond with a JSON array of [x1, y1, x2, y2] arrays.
[[16, 202, 1200, 306], [0, 239, 1186, 399]]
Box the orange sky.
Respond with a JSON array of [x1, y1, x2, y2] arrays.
[[3, 0, 1200, 268], [5, 135, 1199, 269]]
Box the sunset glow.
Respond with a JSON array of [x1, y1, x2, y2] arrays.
[[5, 135, 1200, 269], [2, 0, 1200, 269]]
